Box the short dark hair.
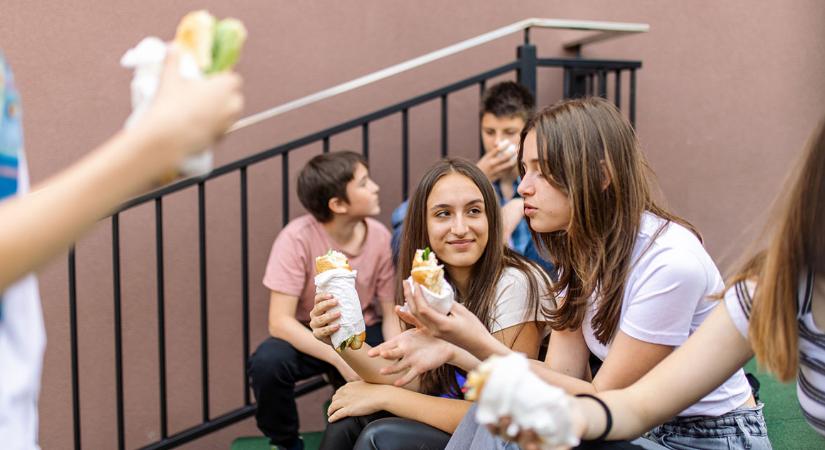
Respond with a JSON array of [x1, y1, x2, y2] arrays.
[[480, 81, 535, 121], [297, 151, 367, 222]]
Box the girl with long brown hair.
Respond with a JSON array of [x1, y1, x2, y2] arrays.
[[309, 158, 552, 450], [481, 113, 825, 450], [371, 97, 771, 449]]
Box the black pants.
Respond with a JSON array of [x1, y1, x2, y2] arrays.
[[247, 322, 384, 447], [320, 411, 451, 450]]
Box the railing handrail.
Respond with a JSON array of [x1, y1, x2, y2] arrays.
[[227, 17, 649, 133]]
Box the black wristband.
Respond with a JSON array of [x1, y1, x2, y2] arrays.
[[575, 393, 613, 442]]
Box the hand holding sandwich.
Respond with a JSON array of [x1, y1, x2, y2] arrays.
[[136, 45, 242, 168], [465, 353, 581, 450], [399, 279, 503, 361], [314, 250, 367, 352]]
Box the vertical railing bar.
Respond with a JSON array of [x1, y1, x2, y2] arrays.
[[361, 123, 370, 162], [586, 73, 593, 96], [282, 153, 290, 227], [240, 168, 251, 406], [630, 69, 637, 127], [68, 247, 82, 450], [440, 95, 448, 158], [614, 70, 622, 109], [322, 136, 330, 154], [154, 198, 168, 439], [563, 68, 571, 98], [598, 70, 607, 98], [401, 109, 409, 200], [197, 182, 210, 422], [478, 81, 486, 158], [112, 214, 125, 450]]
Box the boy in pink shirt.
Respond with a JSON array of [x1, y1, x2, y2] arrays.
[[248, 151, 398, 450]]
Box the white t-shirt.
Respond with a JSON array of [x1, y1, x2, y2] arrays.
[[0, 150, 46, 449], [725, 274, 825, 436], [581, 212, 751, 417], [489, 266, 551, 334]]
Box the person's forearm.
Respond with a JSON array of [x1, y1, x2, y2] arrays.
[[449, 345, 482, 371], [339, 345, 420, 390], [0, 125, 177, 291], [381, 305, 402, 340], [376, 385, 472, 433], [272, 317, 343, 366], [463, 331, 511, 362], [530, 361, 596, 395]]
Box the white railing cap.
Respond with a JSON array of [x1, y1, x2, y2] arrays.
[[228, 18, 649, 133]]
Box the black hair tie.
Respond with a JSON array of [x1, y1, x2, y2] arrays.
[[575, 393, 613, 442]]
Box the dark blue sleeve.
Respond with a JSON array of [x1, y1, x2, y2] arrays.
[[390, 200, 409, 265]]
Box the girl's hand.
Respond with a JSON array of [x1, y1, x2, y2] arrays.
[[477, 148, 517, 182], [138, 44, 244, 168], [402, 281, 490, 352], [308, 292, 341, 346], [486, 397, 586, 450], [327, 381, 387, 422], [367, 328, 454, 387]]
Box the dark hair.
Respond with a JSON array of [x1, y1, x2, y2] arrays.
[[297, 151, 367, 222], [398, 158, 552, 396], [480, 81, 535, 121], [520, 97, 698, 345]]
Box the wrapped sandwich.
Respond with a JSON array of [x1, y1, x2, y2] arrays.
[[314, 250, 366, 352], [495, 139, 518, 161], [464, 353, 579, 449], [120, 10, 247, 181], [402, 247, 455, 315]]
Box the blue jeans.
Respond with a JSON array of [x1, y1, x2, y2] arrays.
[[645, 404, 771, 450]]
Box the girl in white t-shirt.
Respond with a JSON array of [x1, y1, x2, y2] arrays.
[[484, 114, 825, 450], [372, 97, 770, 449], [309, 158, 553, 450]]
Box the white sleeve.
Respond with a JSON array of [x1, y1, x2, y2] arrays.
[[723, 282, 753, 339], [489, 269, 532, 333], [620, 248, 709, 346]]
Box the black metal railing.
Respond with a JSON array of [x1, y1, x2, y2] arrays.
[[65, 40, 641, 449]]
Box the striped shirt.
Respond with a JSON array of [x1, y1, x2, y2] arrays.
[[724, 272, 825, 436]]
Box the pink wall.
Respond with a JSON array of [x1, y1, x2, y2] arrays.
[[2, 0, 824, 448]]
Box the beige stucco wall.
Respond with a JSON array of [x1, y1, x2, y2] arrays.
[[1, 0, 824, 448]]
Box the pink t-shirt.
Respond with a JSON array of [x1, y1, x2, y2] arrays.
[[263, 214, 395, 326]]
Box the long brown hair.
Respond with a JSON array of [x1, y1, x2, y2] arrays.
[[398, 158, 552, 395], [727, 116, 825, 382], [521, 97, 698, 344]]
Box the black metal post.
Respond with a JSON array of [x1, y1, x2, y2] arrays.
[[282, 153, 289, 227], [322, 136, 330, 154], [630, 69, 637, 127], [516, 44, 538, 98], [479, 81, 486, 158], [440, 95, 448, 158], [598, 70, 607, 98], [401, 109, 409, 199], [240, 168, 251, 406], [197, 183, 210, 423], [614, 70, 622, 109], [112, 214, 125, 450], [155, 198, 168, 438], [68, 247, 81, 450], [361, 123, 370, 161]]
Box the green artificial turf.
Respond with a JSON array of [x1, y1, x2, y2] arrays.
[[744, 359, 823, 449]]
